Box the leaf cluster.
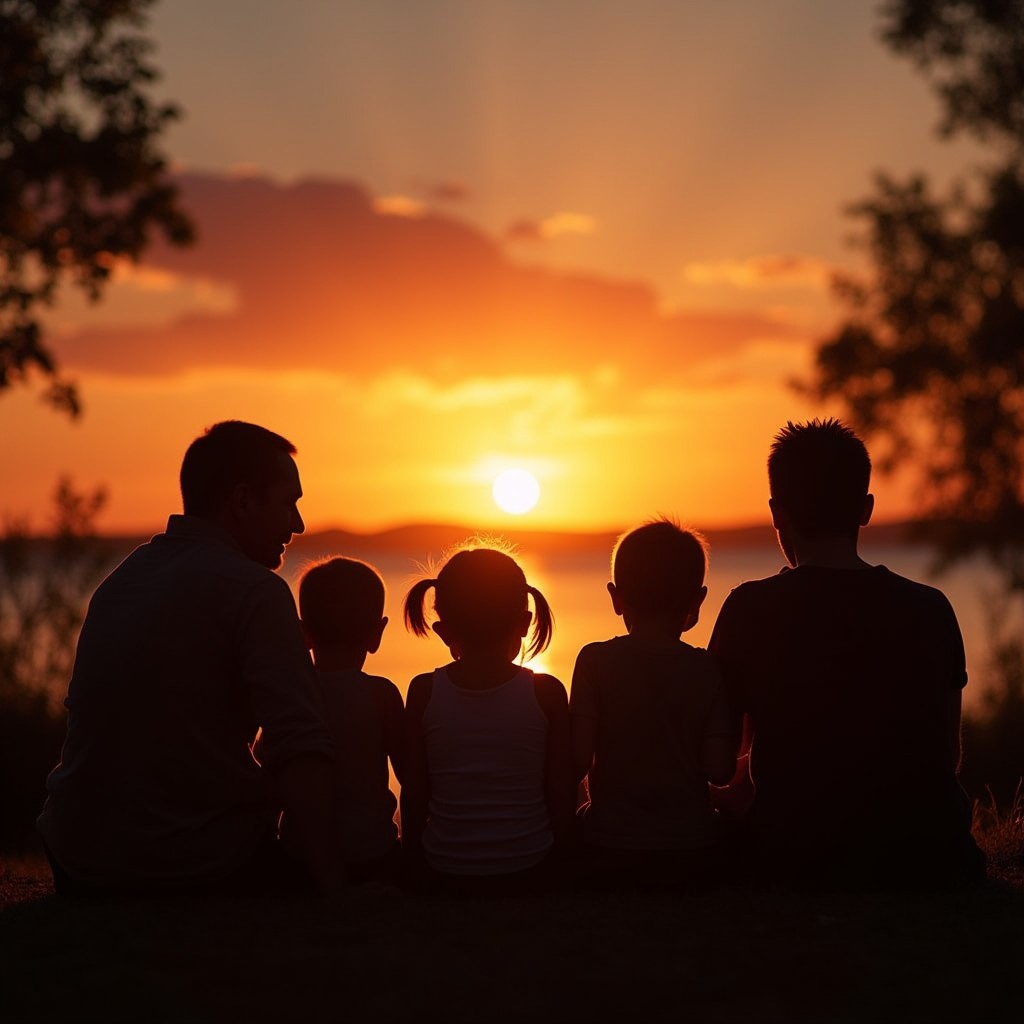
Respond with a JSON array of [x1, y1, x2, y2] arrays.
[[0, 476, 112, 707], [812, 1, 1024, 586], [882, 0, 1024, 146], [0, 0, 193, 415]]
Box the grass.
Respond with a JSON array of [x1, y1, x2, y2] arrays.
[[2, 820, 1022, 1024]]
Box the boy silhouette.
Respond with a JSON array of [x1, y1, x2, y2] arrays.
[[570, 519, 734, 887], [709, 419, 982, 886], [297, 557, 405, 883]]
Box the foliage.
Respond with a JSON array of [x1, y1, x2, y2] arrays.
[[0, 477, 112, 850], [0, 0, 193, 416], [811, 1, 1024, 588], [0, 476, 110, 705], [814, 164, 1024, 582], [882, 0, 1024, 145]]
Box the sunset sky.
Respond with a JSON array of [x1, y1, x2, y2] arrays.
[[2, 0, 982, 534]]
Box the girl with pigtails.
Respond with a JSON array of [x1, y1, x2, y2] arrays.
[[400, 543, 575, 893]]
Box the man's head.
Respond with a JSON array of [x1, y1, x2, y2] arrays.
[[609, 518, 708, 633], [180, 420, 304, 569], [767, 419, 872, 547], [299, 557, 387, 657]]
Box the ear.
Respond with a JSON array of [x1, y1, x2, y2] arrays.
[[299, 620, 315, 652], [431, 619, 451, 646], [225, 481, 257, 522], [768, 497, 785, 531], [367, 615, 388, 655], [607, 581, 624, 617], [860, 493, 874, 527], [681, 585, 708, 633], [518, 609, 532, 638]]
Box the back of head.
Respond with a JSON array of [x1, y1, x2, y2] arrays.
[[180, 420, 296, 518], [612, 518, 707, 616], [404, 543, 553, 658], [299, 557, 386, 650], [768, 418, 871, 539]]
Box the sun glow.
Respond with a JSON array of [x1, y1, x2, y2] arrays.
[[492, 468, 541, 515]]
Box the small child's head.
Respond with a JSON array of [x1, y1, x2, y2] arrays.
[[298, 556, 387, 662], [404, 543, 552, 660], [609, 518, 708, 634], [767, 418, 872, 542]]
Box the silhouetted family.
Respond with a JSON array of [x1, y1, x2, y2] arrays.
[[36, 418, 983, 898]]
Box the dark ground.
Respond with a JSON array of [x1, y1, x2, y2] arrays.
[[2, 826, 1022, 1024]]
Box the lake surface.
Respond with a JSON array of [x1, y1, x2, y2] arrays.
[[281, 537, 1003, 714]]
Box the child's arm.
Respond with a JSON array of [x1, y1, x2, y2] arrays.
[[379, 679, 407, 786], [535, 674, 576, 848], [569, 645, 599, 784], [399, 673, 432, 861]]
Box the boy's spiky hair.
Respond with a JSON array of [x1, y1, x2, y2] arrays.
[[768, 418, 871, 539]]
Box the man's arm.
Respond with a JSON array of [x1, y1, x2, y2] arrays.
[[701, 671, 739, 786], [276, 753, 341, 895], [240, 576, 339, 892], [707, 590, 756, 809], [569, 646, 599, 785], [947, 688, 964, 772]]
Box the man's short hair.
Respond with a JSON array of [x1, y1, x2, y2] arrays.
[[180, 421, 297, 518], [612, 518, 707, 615], [299, 557, 386, 649], [768, 418, 871, 539]]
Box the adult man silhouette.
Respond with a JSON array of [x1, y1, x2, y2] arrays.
[[38, 421, 336, 894], [709, 419, 981, 887]]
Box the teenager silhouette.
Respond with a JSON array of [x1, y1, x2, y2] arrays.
[[709, 419, 982, 887]]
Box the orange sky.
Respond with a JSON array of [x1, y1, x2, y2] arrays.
[[0, 2, 974, 534]]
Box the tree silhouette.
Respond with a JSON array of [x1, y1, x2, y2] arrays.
[[812, 0, 1024, 588], [0, 0, 192, 416]]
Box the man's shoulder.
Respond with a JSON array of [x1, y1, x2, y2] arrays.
[[576, 637, 619, 659], [870, 566, 958, 616], [718, 571, 790, 611]]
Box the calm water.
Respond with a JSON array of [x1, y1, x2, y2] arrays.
[[281, 538, 1002, 714]]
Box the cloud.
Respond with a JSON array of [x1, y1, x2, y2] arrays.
[[682, 254, 834, 290], [372, 194, 427, 217], [505, 212, 597, 242], [55, 172, 807, 380], [45, 259, 237, 334], [422, 180, 470, 203]]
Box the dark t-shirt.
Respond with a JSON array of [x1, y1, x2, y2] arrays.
[[570, 635, 731, 850], [709, 564, 972, 873], [316, 669, 403, 865]]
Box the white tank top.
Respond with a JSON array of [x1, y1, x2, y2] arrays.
[[421, 666, 553, 875]]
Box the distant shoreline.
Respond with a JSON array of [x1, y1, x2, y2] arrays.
[[70, 519, 921, 559]]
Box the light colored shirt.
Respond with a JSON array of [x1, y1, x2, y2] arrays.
[[422, 667, 552, 876], [37, 515, 333, 887]]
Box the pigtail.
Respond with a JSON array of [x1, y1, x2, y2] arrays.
[[403, 578, 437, 638], [524, 584, 554, 659]]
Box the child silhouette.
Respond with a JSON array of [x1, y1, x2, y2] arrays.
[[298, 557, 404, 883], [571, 518, 734, 888], [401, 544, 574, 893]]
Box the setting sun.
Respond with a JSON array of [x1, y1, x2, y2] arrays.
[[492, 468, 541, 515]]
